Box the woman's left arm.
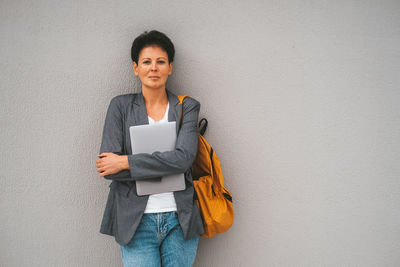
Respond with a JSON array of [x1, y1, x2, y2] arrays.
[[97, 96, 133, 181], [127, 98, 200, 180], [97, 96, 200, 181]]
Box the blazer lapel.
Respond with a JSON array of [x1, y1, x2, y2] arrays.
[[166, 89, 180, 134], [133, 89, 181, 134], [132, 91, 149, 125]]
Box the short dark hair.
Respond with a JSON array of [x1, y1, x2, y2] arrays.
[[131, 30, 175, 64]]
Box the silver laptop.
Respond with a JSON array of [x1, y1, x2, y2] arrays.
[[129, 121, 186, 196]]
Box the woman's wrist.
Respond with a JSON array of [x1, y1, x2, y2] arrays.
[[119, 155, 130, 170]]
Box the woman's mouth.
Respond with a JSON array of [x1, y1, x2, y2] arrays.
[[149, 76, 160, 80]]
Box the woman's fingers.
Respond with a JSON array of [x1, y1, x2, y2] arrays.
[[97, 163, 114, 176], [96, 152, 118, 177], [98, 152, 113, 158], [98, 166, 108, 176]]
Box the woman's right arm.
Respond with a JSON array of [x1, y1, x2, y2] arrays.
[[99, 95, 200, 181], [99, 96, 133, 181]]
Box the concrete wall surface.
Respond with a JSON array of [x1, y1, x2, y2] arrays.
[[1, 0, 399, 266]]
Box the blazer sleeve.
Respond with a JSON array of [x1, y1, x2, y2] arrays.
[[99, 96, 132, 181], [99, 95, 200, 181]]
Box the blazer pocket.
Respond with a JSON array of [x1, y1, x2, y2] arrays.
[[109, 181, 132, 197]]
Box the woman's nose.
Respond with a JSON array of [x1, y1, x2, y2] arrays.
[[151, 62, 158, 71]]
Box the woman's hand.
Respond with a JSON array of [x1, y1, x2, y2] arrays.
[[96, 153, 129, 177]]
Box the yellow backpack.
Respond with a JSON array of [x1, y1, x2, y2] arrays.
[[178, 95, 234, 238]]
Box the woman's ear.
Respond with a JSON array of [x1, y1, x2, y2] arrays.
[[168, 62, 173, 75], [132, 62, 138, 76]]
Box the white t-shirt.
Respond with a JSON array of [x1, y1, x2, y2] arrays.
[[143, 102, 178, 213]]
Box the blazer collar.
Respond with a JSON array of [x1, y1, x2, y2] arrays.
[[132, 89, 182, 132], [132, 88, 180, 107]]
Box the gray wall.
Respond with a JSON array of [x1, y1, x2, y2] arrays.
[[1, 0, 399, 266]]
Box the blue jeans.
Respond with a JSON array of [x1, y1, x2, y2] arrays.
[[120, 211, 199, 267]]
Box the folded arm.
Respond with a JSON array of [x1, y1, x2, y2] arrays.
[[98, 95, 200, 181]]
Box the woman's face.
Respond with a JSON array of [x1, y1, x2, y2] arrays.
[[133, 45, 173, 90]]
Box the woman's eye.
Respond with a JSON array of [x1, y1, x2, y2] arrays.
[[143, 61, 150, 64], [158, 61, 165, 64]]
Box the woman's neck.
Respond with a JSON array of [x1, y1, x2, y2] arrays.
[[142, 87, 168, 107]]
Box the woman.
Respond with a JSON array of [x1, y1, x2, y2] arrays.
[[96, 30, 204, 267]]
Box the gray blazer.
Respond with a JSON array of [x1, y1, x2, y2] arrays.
[[99, 89, 204, 245]]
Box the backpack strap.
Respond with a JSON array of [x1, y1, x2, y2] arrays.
[[198, 118, 208, 136], [177, 95, 189, 104], [178, 95, 208, 135]]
